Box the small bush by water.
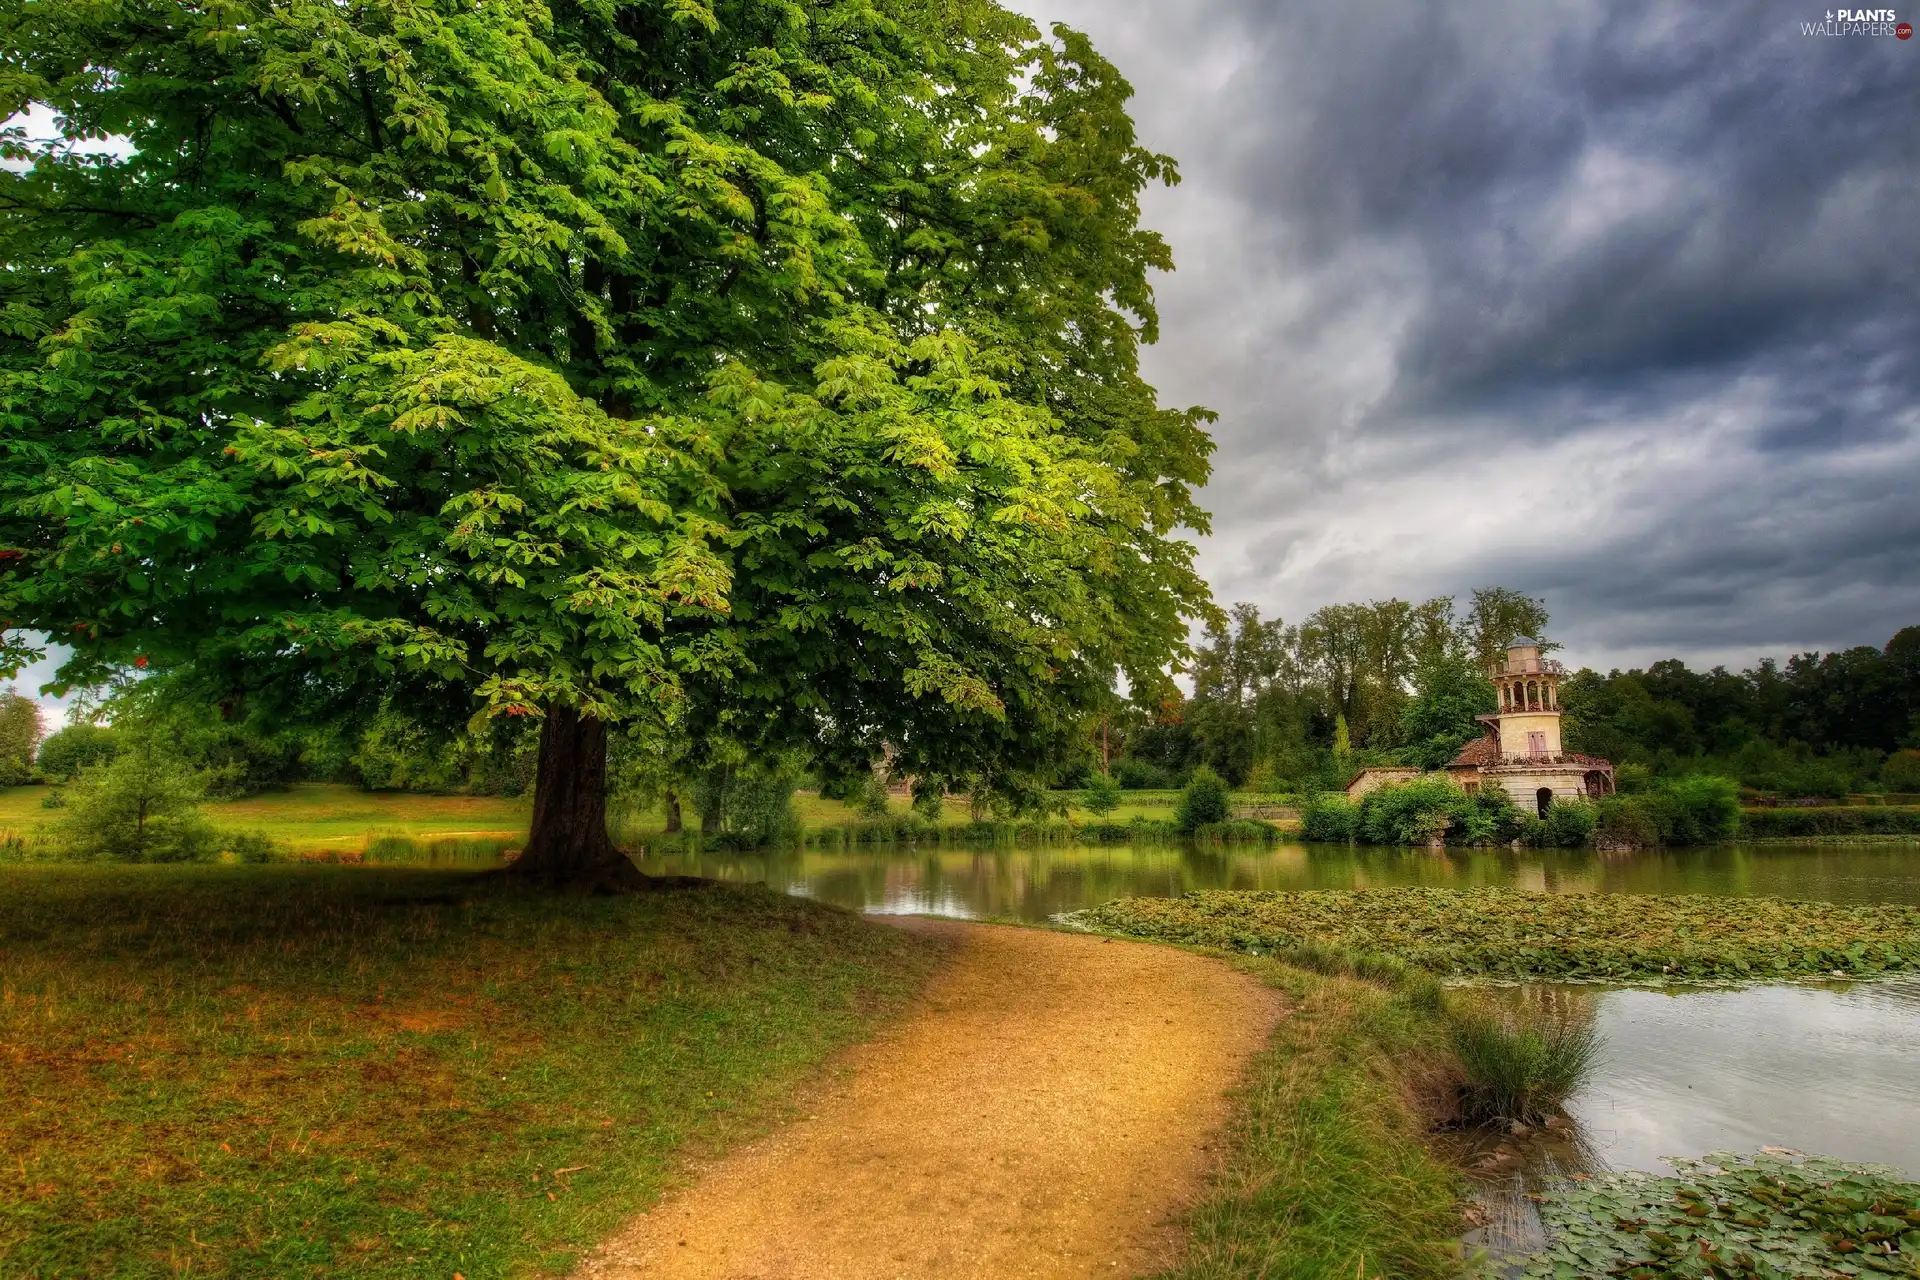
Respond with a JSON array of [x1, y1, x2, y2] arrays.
[[1173, 767, 1230, 833], [1448, 997, 1598, 1124], [1521, 1150, 1920, 1279], [1071, 888, 1920, 982]]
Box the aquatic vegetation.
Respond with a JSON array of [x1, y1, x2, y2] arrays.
[[1521, 1150, 1920, 1278], [1448, 995, 1598, 1123], [1070, 888, 1920, 982]]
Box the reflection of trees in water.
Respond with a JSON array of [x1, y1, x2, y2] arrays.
[[633, 840, 1920, 921]]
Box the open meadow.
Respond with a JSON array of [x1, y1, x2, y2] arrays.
[[0, 865, 942, 1278]]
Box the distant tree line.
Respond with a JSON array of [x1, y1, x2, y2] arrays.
[[1079, 587, 1548, 792], [1560, 629, 1920, 797], [1088, 592, 1920, 799]]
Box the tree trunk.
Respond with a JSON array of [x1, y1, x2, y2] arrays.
[[663, 791, 682, 834], [513, 706, 646, 890]]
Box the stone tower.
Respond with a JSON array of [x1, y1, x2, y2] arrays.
[[1489, 639, 1562, 759]]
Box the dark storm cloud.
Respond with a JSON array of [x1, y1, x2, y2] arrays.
[[1018, 0, 1920, 670]]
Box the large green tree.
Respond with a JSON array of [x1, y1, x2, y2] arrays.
[[0, 0, 1212, 881]]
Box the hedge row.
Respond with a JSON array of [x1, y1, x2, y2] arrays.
[[1740, 806, 1920, 838]]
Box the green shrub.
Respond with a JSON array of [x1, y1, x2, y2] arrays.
[[1111, 756, 1177, 790], [1740, 805, 1920, 838], [855, 773, 891, 818], [33, 723, 119, 782], [1648, 774, 1741, 845], [349, 703, 462, 793], [1357, 776, 1460, 844], [1449, 998, 1598, 1124], [222, 831, 278, 863], [1521, 798, 1598, 849], [40, 787, 66, 809], [1594, 794, 1661, 849], [1082, 771, 1123, 823], [1300, 793, 1358, 841], [1174, 766, 1230, 833], [727, 770, 801, 847], [61, 739, 218, 862], [1883, 749, 1920, 793]]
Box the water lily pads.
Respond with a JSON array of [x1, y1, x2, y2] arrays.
[[1069, 889, 1920, 983]]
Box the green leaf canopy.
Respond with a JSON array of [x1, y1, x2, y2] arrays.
[[0, 0, 1215, 842]]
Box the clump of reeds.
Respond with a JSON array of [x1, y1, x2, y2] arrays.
[[1448, 995, 1599, 1124]]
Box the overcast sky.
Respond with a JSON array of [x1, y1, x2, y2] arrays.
[[1016, 0, 1920, 673]]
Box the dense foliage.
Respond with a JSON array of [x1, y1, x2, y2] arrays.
[[1105, 588, 1543, 789], [1562, 626, 1920, 796], [1173, 765, 1228, 832], [58, 734, 217, 860], [1739, 806, 1920, 839], [1072, 888, 1920, 982], [1302, 776, 1604, 850], [0, 689, 40, 785], [1100, 590, 1917, 801], [32, 721, 118, 781], [1523, 1152, 1920, 1279], [0, 0, 1215, 873]]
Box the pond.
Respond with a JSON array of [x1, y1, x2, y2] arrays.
[[637, 837, 1920, 1204], [633, 838, 1920, 918]]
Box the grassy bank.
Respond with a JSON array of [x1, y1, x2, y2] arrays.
[[0, 783, 532, 856], [0, 865, 941, 1278], [1148, 957, 1467, 1279], [1073, 888, 1920, 982]]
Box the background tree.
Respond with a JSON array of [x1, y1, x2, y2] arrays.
[[1173, 765, 1228, 833], [1465, 587, 1554, 668], [0, 0, 1215, 882], [61, 735, 216, 861], [1083, 769, 1123, 825], [33, 722, 118, 782], [1401, 656, 1497, 770], [0, 690, 42, 785]]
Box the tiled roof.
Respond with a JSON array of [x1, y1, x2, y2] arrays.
[[1448, 734, 1501, 767]]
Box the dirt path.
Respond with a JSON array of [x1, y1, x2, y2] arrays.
[[576, 919, 1280, 1280]]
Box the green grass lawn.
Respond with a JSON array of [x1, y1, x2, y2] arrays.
[[0, 865, 943, 1278], [0, 783, 535, 854], [1, 781, 1295, 863]]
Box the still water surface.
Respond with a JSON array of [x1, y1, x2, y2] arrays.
[[638, 838, 1920, 1182], [635, 838, 1920, 918]]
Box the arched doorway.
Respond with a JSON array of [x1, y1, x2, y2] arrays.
[[1536, 787, 1553, 819]]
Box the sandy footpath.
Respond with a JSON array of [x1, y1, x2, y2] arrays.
[[574, 918, 1280, 1280]]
